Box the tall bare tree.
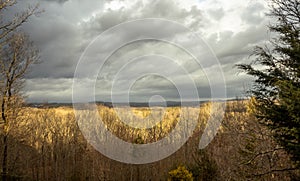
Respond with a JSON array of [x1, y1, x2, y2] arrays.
[[0, 1, 39, 180]]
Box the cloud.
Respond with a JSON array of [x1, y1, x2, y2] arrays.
[[5, 0, 271, 102], [42, 0, 69, 4], [25, 78, 73, 102], [80, 0, 203, 38]]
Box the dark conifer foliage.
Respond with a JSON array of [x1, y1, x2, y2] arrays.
[[237, 0, 300, 168]]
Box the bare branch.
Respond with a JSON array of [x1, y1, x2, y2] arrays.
[[254, 167, 299, 177]]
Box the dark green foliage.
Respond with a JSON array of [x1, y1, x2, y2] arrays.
[[237, 0, 300, 168]]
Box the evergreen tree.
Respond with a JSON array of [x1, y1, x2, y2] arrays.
[[237, 0, 300, 168]]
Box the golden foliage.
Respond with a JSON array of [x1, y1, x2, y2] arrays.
[[168, 165, 193, 181]]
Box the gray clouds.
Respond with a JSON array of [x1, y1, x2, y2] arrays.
[[7, 0, 270, 102], [42, 0, 69, 4]]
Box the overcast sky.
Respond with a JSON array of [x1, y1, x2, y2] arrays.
[[8, 0, 271, 103]]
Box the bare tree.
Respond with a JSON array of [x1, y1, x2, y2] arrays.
[[0, 1, 39, 180], [0, 1, 38, 42]]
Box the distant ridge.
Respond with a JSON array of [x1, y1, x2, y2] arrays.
[[25, 98, 246, 108], [26, 101, 206, 108], [95, 101, 205, 107]]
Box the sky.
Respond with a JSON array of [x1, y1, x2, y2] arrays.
[[7, 0, 271, 103]]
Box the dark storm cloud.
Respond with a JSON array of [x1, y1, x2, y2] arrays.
[[4, 0, 270, 102], [216, 24, 269, 60], [17, 0, 104, 79], [25, 78, 73, 102]]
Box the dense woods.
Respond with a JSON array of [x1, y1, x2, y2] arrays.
[[0, 101, 298, 180], [0, 0, 299, 180]]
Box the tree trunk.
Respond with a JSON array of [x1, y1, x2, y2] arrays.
[[1, 96, 7, 181], [1, 99, 6, 123], [2, 134, 8, 181]]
